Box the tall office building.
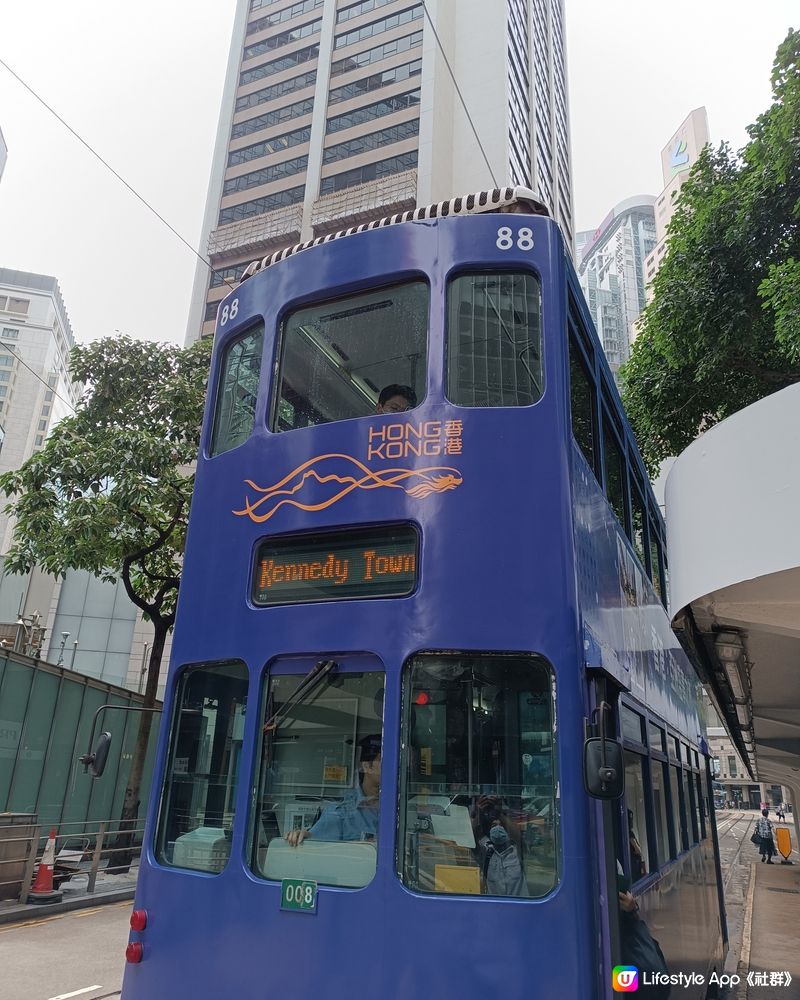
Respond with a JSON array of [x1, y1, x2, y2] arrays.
[[576, 197, 656, 373], [187, 0, 573, 341], [643, 108, 709, 294], [0, 270, 168, 694]]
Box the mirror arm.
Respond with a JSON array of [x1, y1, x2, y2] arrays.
[[79, 703, 162, 772]]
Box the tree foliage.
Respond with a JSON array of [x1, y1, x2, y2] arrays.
[[622, 29, 800, 472], [0, 334, 212, 841]]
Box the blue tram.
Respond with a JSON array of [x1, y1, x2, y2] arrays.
[[121, 189, 726, 998]]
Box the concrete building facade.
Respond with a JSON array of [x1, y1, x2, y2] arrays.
[[186, 0, 574, 342], [644, 107, 709, 293], [576, 196, 656, 372]]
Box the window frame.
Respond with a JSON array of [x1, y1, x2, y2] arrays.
[[248, 656, 386, 890], [154, 659, 250, 874], [269, 276, 430, 435], [208, 322, 265, 457], [444, 267, 545, 411], [397, 649, 560, 900]]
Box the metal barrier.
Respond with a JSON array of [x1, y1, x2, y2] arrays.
[[0, 817, 145, 905]]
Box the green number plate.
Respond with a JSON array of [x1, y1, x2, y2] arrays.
[[280, 878, 317, 913]]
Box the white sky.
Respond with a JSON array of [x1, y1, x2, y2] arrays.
[[0, 1, 796, 347]]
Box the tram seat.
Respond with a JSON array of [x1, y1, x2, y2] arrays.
[[264, 837, 377, 886]]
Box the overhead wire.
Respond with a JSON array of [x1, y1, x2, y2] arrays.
[[0, 54, 235, 290], [0, 3, 500, 302], [4, 343, 77, 413]]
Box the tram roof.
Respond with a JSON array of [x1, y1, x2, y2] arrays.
[[238, 187, 550, 283]]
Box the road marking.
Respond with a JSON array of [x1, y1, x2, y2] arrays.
[[47, 987, 102, 1000]]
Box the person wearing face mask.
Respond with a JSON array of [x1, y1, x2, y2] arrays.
[[474, 798, 529, 897]]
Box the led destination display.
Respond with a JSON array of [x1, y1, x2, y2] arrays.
[[252, 525, 419, 606]]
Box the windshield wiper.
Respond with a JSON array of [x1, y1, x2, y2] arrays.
[[263, 658, 338, 733]]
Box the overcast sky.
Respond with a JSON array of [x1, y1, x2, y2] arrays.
[[0, 1, 795, 347]]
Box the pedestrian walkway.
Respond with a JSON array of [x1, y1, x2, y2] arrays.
[[0, 866, 136, 925], [737, 839, 800, 1000]]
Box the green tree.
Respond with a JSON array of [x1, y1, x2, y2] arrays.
[[0, 334, 212, 856], [623, 29, 800, 473]]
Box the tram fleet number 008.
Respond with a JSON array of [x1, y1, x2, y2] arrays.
[[219, 226, 533, 330]]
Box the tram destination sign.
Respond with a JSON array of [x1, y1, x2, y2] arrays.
[[252, 524, 418, 606]]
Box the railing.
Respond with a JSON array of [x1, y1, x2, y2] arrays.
[[0, 818, 145, 905]]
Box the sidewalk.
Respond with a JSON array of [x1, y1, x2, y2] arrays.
[[737, 847, 800, 999], [0, 867, 137, 925]]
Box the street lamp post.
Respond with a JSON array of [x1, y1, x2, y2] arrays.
[[56, 631, 70, 667]]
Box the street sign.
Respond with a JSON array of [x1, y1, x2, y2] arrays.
[[280, 878, 317, 913]]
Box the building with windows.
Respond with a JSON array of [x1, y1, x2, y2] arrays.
[[576, 197, 656, 373], [186, 0, 573, 342], [0, 270, 167, 696], [643, 108, 709, 295]]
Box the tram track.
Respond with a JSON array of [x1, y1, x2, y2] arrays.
[[716, 811, 756, 895]]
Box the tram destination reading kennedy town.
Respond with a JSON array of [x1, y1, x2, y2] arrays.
[[252, 525, 418, 605]]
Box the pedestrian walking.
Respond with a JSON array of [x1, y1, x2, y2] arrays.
[[756, 809, 775, 863]]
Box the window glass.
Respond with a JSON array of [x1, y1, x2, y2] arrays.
[[624, 751, 649, 882], [251, 666, 384, 889], [603, 419, 627, 532], [727, 755, 737, 778], [156, 661, 249, 873], [670, 764, 688, 851], [695, 774, 706, 839], [569, 337, 596, 474], [209, 324, 263, 456], [621, 704, 644, 744], [648, 721, 665, 753], [446, 273, 543, 408], [399, 653, 557, 899], [651, 760, 672, 866], [631, 485, 646, 566], [272, 281, 427, 432], [683, 769, 699, 843], [672, 736, 681, 760], [649, 523, 663, 600]]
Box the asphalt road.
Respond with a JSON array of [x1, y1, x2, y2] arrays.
[[0, 900, 130, 1000]]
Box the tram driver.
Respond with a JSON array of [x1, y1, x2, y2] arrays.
[[285, 734, 382, 846]]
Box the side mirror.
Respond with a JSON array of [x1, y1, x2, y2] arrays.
[[583, 737, 624, 799], [79, 731, 112, 778]]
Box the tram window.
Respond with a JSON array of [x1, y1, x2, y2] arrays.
[[155, 661, 249, 873], [446, 272, 543, 407], [272, 281, 427, 432], [209, 324, 264, 456], [648, 721, 666, 753], [631, 485, 646, 567], [669, 764, 688, 852], [683, 769, 699, 843], [399, 652, 557, 899], [695, 774, 706, 839], [623, 752, 650, 881], [621, 704, 645, 745], [649, 524, 663, 602], [602, 419, 628, 534], [569, 337, 598, 475], [250, 668, 384, 889], [651, 760, 672, 866]]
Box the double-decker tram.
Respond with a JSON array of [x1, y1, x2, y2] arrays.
[[121, 189, 727, 998]]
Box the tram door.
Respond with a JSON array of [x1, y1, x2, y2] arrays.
[[588, 678, 627, 974]]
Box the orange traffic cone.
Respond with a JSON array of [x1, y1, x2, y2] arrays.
[[29, 828, 62, 904]]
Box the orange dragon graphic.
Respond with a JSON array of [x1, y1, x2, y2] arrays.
[[233, 453, 463, 524]]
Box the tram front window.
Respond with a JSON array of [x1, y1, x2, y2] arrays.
[[399, 653, 558, 898], [272, 281, 428, 432], [250, 666, 385, 889]]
